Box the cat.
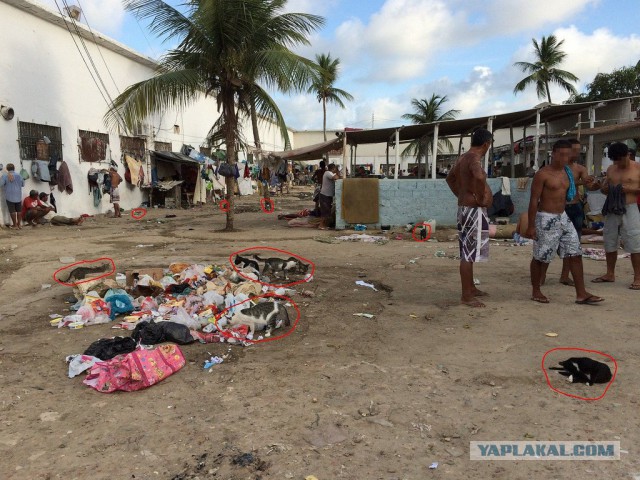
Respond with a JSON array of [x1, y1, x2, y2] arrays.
[[234, 254, 259, 272], [227, 301, 290, 337], [549, 357, 612, 386], [61, 263, 110, 283], [252, 254, 307, 279], [419, 226, 427, 240]]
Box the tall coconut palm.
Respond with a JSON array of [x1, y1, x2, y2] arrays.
[[104, 0, 324, 230], [401, 95, 459, 177], [308, 53, 354, 141], [513, 35, 578, 103]]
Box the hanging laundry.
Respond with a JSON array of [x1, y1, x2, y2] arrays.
[[125, 155, 142, 186], [57, 160, 73, 194]]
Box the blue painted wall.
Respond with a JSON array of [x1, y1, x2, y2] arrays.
[[335, 178, 532, 229]]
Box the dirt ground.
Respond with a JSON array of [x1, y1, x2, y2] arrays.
[[1, 186, 638, 480]]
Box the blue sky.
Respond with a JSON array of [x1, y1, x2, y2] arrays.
[[40, 0, 640, 131]]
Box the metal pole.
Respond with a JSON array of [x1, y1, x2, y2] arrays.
[[587, 106, 595, 174], [534, 110, 541, 167], [484, 117, 493, 173], [509, 126, 515, 178], [431, 124, 439, 180], [342, 132, 348, 174], [394, 129, 400, 179]]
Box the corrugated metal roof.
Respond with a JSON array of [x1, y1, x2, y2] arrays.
[[150, 150, 201, 165], [266, 137, 343, 161]]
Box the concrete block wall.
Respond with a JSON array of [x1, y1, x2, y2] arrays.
[[335, 178, 532, 229]]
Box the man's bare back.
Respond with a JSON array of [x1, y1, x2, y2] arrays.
[[447, 151, 492, 207]]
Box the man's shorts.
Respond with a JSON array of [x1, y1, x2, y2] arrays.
[[5, 200, 21, 214], [533, 211, 582, 263], [318, 193, 332, 218], [110, 187, 120, 203], [565, 202, 584, 239], [457, 206, 489, 263], [603, 203, 640, 254]]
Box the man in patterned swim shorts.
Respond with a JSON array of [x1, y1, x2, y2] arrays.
[[446, 128, 493, 307], [525, 140, 604, 305]]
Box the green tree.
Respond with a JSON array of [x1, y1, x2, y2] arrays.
[[105, 0, 324, 230], [513, 35, 578, 103], [401, 95, 459, 177], [308, 53, 354, 141], [568, 60, 640, 103]]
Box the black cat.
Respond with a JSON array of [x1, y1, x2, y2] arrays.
[[549, 357, 612, 386], [234, 254, 259, 272]]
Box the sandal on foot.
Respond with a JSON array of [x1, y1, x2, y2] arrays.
[[591, 277, 614, 283], [531, 296, 549, 304], [629, 283, 640, 290], [575, 295, 604, 305]]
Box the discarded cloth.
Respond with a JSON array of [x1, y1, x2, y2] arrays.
[[602, 184, 625, 216], [335, 234, 388, 244], [83, 344, 185, 393], [131, 320, 195, 345], [83, 336, 137, 360], [66, 354, 101, 378]]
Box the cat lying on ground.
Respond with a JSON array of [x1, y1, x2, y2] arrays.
[[227, 300, 290, 337], [548, 357, 612, 386], [252, 254, 309, 279]]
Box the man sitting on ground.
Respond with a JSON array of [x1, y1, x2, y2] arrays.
[[22, 190, 51, 226]]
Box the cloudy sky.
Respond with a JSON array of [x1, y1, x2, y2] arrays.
[[40, 0, 640, 131]]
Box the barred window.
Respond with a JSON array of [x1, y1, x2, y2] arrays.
[[18, 122, 63, 161], [199, 146, 212, 157], [120, 136, 146, 159], [154, 141, 172, 152], [79, 130, 110, 162]]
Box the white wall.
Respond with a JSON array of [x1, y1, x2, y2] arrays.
[[0, 0, 288, 220]]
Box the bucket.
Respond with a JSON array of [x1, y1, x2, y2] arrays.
[[422, 219, 436, 234]]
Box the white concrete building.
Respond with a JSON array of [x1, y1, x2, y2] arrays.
[[0, 0, 290, 221]]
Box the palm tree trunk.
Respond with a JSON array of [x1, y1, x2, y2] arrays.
[[223, 89, 237, 231], [545, 82, 552, 103], [250, 100, 270, 203], [322, 97, 327, 141]]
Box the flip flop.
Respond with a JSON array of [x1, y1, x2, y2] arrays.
[[629, 284, 640, 290], [591, 277, 614, 283], [575, 295, 604, 305], [559, 279, 575, 286], [531, 296, 550, 304]]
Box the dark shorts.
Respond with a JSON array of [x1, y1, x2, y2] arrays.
[[5, 200, 21, 214], [319, 193, 333, 218], [565, 202, 584, 238]]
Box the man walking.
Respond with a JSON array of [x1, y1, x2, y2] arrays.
[[446, 128, 493, 307], [592, 142, 640, 289]]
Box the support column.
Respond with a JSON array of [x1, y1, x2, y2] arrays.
[[587, 106, 595, 174], [534, 110, 541, 167], [509, 126, 515, 178], [394, 129, 400, 179], [484, 117, 493, 173], [342, 132, 348, 174], [431, 124, 439, 180]]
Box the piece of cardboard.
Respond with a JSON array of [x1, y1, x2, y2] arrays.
[[125, 267, 165, 286]]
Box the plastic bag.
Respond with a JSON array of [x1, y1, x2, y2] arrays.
[[104, 289, 134, 319], [131, 320, 195, 345], [169, 306, 201, 329]]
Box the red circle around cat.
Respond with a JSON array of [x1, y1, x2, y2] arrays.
[[53, 257, 116, 287], [411, 223, 432, 242], [131, 208, 147, 220], [541, 347, 617, 401], [229, 246, 315, 288], [219, 200, 230, 212], [260, 198, 274, 213], [211, 293, 300, 344]]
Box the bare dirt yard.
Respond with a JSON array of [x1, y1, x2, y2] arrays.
[[1, 186, 638, 480]]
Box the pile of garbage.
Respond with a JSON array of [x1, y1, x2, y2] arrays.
[[59, 261, 308, 393]]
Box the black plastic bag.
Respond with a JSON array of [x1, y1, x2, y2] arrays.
[[83, 336, 137, 360], [131, 320, 195, 345]]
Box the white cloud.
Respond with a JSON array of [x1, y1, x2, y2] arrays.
[[37, 0, 126, 36]]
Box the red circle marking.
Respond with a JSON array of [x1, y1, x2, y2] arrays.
[[219, 200, 230, 212], [212, 293, 300, 344], [260, 198, 274, 214], [541, 347, 617, 401], [53, 257, 116, 287], [411, 223, 432, 242], [229, 246, 315, 288], [131, 208, 147, 220]]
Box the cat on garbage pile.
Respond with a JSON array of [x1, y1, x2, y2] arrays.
[[234, 254, 260, 272], [227, 300, 290, 337]]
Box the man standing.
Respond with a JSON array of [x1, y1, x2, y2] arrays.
[[109, 165, 123, 218], [446, 128, 493, 307], [0, 163, 24, 229], [557, 139, 602, 285], [526, 140, 603, 304], [592, 142, 640, 289], [318, 163, 341, 230]]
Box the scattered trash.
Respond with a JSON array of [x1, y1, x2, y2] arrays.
[[409, 314, 418, 319], [355, 280, 378, 291], [394, 234, 403, 240], [59, 256, 76, 264], [353, 313, 375, 319], [434, 250, 446, 257], [353, 224, 367, 231], [136, 244, 154, 248], [334, 233, 388, 244], [545, 332, 559, 337], [305, 476, 319, 480], [203, 356, 224, 369], [429, 462, 438, 469], [473, 278, 480, 285], [41, 284, 52, 290]]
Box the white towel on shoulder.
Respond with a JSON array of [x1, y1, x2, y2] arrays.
[[500, 176, 511, 196]]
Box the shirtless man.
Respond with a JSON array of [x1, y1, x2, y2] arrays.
[[592, 142, 640, 289], [446, 128, 493, 307], [526, 139, 603, 304], [557, 139, 602, 285]]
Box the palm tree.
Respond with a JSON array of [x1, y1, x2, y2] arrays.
[[513, 35, 578, 103], [401, 95, 459, 177], [105, 0, 324, 230], [308, 53, 354, 141]]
